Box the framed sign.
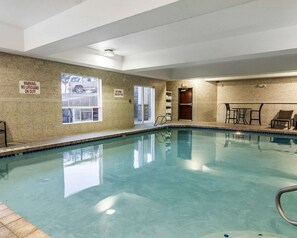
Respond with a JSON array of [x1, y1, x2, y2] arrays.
[[114, 89, 124, 97], [19, 81, 40, 94]]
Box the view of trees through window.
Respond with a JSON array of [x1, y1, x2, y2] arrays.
[[61, 73, 102, 124]]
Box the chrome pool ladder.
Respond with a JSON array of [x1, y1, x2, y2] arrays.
[[275, 184, 297, 226], [154, 115, 167, 126]]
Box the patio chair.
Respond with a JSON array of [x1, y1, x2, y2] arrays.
[[0, 121, 7, 147], [250, 103, 264, 125], [271, 110, 294, 129], [225, 103, 237, 123], [294, 114, 297, 129]]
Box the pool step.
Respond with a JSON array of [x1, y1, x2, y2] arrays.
[[0, 202, 50, 238], [201, 231, 290, 238]]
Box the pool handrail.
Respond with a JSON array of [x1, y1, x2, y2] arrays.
[[275, 184, 297, 226], [154, 115, 167, 126]]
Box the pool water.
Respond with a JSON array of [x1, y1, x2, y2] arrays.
[[0, 128, 297, 238]]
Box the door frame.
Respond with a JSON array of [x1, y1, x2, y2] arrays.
[[134, 86, 155, 124], [178, 87, 193, 121]]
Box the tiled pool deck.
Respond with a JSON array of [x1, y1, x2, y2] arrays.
[[0, 203, 49, 238], [0, 121, 297, 237]]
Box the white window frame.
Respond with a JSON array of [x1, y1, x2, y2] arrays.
[[61, 73, 102, 124], [134, 86, 155, 124]]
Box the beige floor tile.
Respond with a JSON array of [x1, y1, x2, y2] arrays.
[[0, 203, 7, 211], [13, 224, 38, 238], [0, 226, 18, 238], [0, 204, 49, 237], [6, 218, 37, 237], [6, 218, 30, 231], [23, 229, 50, 238], [0, 209, 14, 219], [0, 213, 22, 225]]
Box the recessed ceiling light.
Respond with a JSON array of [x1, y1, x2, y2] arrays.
[[104, 49, 115, 57]]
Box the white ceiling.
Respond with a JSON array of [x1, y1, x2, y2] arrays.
[[2, 0, 297, 80], [0, 0, 88, 28]]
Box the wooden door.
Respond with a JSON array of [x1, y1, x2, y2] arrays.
[[178, 88, 192, 120]]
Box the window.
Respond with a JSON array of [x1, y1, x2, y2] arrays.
[[134, 86, 155, 124], [61, 73, 102, 124]]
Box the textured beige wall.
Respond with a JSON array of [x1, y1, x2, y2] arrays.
[[217, 77, 297, 125], [0, 53, 166, 142], [166, 79, 217, 122]]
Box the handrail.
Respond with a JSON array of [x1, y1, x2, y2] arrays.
[[154, 115, 167, 126], [275, 185, 297, 226]]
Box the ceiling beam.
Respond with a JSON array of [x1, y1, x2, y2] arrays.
[[122, 24, 297, 72]]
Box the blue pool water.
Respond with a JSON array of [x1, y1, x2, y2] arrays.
[[0, 128, 297, 238]]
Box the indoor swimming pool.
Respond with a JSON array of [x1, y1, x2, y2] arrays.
[[0, 128, 296, 238]]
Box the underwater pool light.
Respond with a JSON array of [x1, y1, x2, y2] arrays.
[[106, 209, 116, 215]]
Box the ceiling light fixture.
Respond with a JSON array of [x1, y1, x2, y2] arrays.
[[104, 49, 115, 57]]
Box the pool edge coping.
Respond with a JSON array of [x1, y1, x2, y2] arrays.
[[1, 124, 297, 159]]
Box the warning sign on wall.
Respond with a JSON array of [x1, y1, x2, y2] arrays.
[[19, 81, 40, 94], [114, 89, 124, 97]]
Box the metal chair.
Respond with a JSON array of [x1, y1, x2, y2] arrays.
[[225, 103, 237, 123], [271, 110, 294, 129], [249, 103, 264, 125], [0, 121, 7, 147]]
